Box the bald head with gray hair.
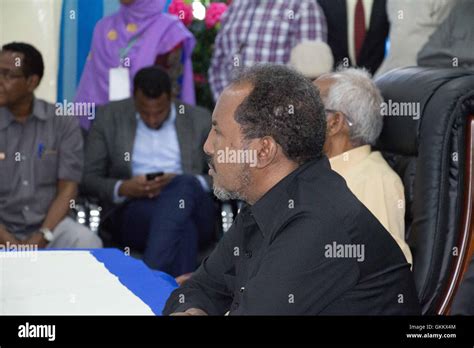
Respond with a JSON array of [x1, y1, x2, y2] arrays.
[[316, 67, 383, 146]]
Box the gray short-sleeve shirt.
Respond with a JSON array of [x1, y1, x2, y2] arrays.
[[0, 98, 83, 235]]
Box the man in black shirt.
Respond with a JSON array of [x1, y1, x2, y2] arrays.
[[163, 64, 420, 315]]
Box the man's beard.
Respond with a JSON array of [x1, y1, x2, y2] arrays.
[[209, 157, 251, 202], [213, 183, 247, 202]]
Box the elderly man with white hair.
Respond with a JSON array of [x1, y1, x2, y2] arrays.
[[313, 68, 412, 266]]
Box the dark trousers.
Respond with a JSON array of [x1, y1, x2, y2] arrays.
[[111, 175, 215, 277]]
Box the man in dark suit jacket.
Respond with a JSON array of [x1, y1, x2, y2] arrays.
[[82, 66, 215, 277], [317, 0, 389, 74]]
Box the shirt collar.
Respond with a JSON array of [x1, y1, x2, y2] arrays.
[[0, 107, 14, 130], [0, 97, 47, 130], [249, 156, 331, 236], [329, 145, 371, 176], [136, 103, 177, 127], [32, 97, 49, 121]]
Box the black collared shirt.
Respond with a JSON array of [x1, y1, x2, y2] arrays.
[[163, 157, 421, 315]]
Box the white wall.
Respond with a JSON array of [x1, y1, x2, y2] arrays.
[[0, 0, 63, 102]]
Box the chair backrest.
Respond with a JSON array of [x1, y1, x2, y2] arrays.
[[374, 67, 474, 314]]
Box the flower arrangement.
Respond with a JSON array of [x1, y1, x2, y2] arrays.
[[168, 0, 194, 27], [168, 0, 229, 110], [205, 2, 228, 29]]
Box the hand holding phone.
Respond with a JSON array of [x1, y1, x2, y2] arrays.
[[119, 173, 175, 199], [146, 171, 164, 181]]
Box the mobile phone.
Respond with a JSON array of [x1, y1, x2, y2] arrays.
[[146, 171, 164, 181]]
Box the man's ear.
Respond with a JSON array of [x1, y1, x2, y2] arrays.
[[255, 136, 278, 169], [26, 75, 40, 92], [326, 112, 346, 137]]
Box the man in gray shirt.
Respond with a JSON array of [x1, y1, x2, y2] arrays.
[[0, 42, 101, 248]]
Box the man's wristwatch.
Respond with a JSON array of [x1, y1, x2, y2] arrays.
[[39, 227, 54, 242]]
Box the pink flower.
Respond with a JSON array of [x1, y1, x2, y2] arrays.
[[168, 0, 193, 27], [205, 2, 228, 29]]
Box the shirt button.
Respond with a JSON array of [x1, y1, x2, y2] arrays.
[[245, 251, 252, 258], [24, 205, 29, 211], [22, 180, 29, 186], [239, 287, 245, 293]]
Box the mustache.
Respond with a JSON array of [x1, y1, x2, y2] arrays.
[[206, 155, 215, 170]]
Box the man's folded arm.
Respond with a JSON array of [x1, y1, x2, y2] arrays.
[[163, 224, 237, 315]]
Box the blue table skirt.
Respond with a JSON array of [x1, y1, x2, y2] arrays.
[[90, 248, 178, 315], [26, 248, 178, 315]]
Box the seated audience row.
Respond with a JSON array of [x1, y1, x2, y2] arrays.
[[0, 42, 412, 281]]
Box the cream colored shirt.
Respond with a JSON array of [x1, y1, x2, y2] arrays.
[[329, 145, 413, 265]]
